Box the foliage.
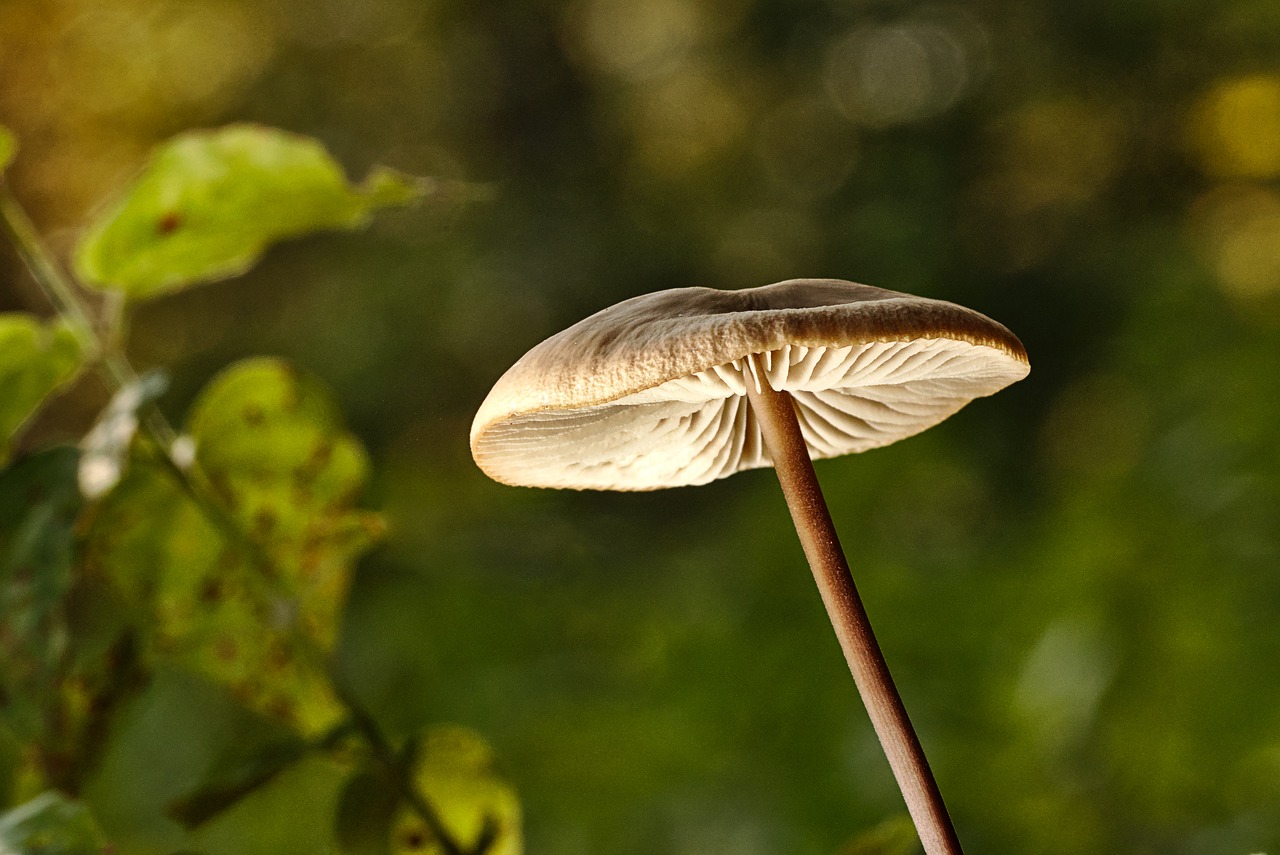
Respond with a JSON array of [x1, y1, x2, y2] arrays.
[[0, 448, 85, 743], [390, 726, 521, 855], [0, 127, 15, 173], [0, 123, 515, 854], [74, 125, 424, 300], [83, 358, 381, 735], [0, 318, 84, 463], [336, 726, 522, 855]]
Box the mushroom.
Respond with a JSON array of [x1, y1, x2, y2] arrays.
[[470, 278, 1029, 855]]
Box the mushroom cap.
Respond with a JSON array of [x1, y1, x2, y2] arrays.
[[471, 279, 1029, 491]]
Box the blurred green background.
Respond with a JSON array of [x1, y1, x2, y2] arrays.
[[4, 0, 1280, 852]]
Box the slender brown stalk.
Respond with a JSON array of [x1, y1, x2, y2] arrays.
[[742, 354, 962, 855]]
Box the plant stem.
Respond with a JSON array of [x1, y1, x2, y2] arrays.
[[1, 181, 105, 371], [1, 176, 473, 854], [329, 682, 477, 855], [742, 354, 962, 855], [0, 179, 183, 449]]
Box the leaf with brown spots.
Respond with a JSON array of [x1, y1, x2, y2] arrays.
[[334, 726, 522, 855], [74, 124, 424, 300], [186, 357, 382, 649], [82, 459, 344, 735], [81, 358, 382, 735]]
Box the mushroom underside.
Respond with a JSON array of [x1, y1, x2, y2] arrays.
[[473, 338, 1025, 490]]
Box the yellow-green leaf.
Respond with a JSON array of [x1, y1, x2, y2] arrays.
[[186, 357, 383, 647], [391, 726, 522, 855], [0, 315, 85, 462], [74, 124, 424, 300], [0, 126, 15, 172], [82, 459, 346, 735], [82, 358, 382, 735]]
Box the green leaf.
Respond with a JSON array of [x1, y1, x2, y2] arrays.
[[0, 791, 107, 855], [0, 448, 83, 741], [82, 458, 342, 735], [82, 358, 382, 735], [186, 357, 384, 649], [0, 450, 132, 796], [835, 815, 921, 855], [0, 316, 86, 462], [391, 726, 522, 855], [74, 124, 424, 299], [0, 126, 15, 172]]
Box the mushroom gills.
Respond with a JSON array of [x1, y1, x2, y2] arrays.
[[474, 337, 1017, 490]]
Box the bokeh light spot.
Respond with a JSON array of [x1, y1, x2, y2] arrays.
[[1190, 184, 1280, 307], [628, 68, 748, 177], [1190, 75, 1280, 179], [566, 0, 704, 81], [1013, 617, 1117, 753], [994, 99, 1123, 207], [153, 3, 275, 108], [824, 10, 986, 127], [961, 99, 1124, 271], [50, 8, 158, 117]]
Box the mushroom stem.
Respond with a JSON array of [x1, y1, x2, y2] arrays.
[[743, 354, 962, 855]]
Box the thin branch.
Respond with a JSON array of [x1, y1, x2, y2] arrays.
[[468, 815, 502, 855], [329, 681, 472, 855], [62, 631, 148, 794], [2, 179, 108, 375], [0, 182, 95, 342], [0, 178, 177, 448]]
